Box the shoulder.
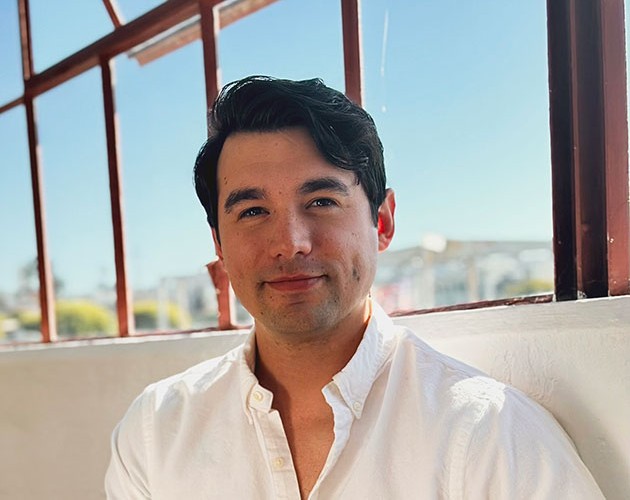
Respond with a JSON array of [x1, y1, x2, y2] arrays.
[[141, 342, 244, 415], [389, 326, 603, 498], [106, 343, 246, 495], [105, 343, 248, 496], [115, 341, 245, 437], [390, 326, 507, 409], [390, 325, 568, 437]]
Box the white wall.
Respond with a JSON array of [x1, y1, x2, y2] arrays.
[[396, 296, 630, 500], [0, 297, 628, 499]]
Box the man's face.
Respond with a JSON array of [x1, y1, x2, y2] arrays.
[[213, 127, 394, 340]]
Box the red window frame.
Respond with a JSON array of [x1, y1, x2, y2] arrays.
[[1, 0, 628, 343]]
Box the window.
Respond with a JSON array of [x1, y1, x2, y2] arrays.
[[115, 43, 215, 332], [362, 1, 554, 311], [36, 69, 116, 338], [0, 0, 627, 344]]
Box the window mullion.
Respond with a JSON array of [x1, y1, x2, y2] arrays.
[[101, 57, 134, 336], [19, 0, 57, 341], [546, 0, 628, 300], [600, 0, 630, 296], [341, 0, 363, 105]]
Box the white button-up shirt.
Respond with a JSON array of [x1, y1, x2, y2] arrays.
[[106, 303, 603, 499]]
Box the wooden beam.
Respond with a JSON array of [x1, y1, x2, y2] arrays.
[[215, 0, 277, 29], [24, 99, 57, 342], [547, 0, 578, 300], [101, 58, 135, 336], [129, 0, 279, 66], [341, 0, 363, 105], [600, 0, 630, 295], [547, 0, 629, 299], [19, 0, 57, 342], [390, 294, 553, 318], [206, 260, 237, 330], [572, 0, 609, 298], [0, 96, 24, 115], [17, 0, 33, 81], [199, 0, 220, 114]]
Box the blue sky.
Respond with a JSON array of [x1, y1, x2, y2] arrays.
[[1, 0, 557, 296]]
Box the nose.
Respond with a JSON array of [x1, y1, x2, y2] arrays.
[[268, 212, 313, 259]]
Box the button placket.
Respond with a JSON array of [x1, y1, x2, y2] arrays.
[[250, 396, 301, 499]]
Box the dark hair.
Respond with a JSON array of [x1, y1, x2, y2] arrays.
[[194, 76, 386, 236]]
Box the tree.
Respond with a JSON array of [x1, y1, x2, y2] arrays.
[[56, 301, 115, 337], [16, 300, 116, 337], [503, 279, 554, 297], [17, 310, 41, 331], [134, 300, 190, 330]]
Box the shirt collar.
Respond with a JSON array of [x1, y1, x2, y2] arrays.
[[331, 301, 397, 418], [236, 301, 397, 421]]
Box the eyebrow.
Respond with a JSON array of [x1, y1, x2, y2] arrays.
[[224, 188, 266, 213], [223, 177, 350, 214], [298, 177, 350, 196]]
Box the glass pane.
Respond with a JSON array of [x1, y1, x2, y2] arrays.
[[0, 107, 40, 343], [362, 1, 554, 311], [37, 68, 117, 338], [116, 0, 165, 23], [0, 1, 23, 103], [115, 41, 220, 332], [30, 0, 111, 72], [219, 0, 344, 88]]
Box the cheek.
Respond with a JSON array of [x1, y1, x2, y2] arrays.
[[349, 234, 378, 286], [221, 238, 252, 281]]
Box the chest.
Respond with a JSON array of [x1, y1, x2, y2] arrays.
[[148, 366, 462, 499], [150, 396, 451, 500], [282, 407, 335, 498]]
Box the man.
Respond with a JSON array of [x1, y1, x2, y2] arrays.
[[106, 76, 603, 499]]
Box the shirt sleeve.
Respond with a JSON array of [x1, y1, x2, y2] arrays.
[[460, 386, 605, 500], [105, 392, 152, 500]]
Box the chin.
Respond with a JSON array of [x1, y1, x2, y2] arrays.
[[260, 304, 341, 338]]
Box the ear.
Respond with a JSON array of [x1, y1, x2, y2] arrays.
[[377, 189, 396, 252], [211, 228, 224, 260]]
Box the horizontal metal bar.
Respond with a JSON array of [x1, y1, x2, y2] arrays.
[[390, 294, 554, 317], [0, 95, 24, 115]]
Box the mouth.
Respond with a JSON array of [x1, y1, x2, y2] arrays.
[[264, 274, 325, 292]]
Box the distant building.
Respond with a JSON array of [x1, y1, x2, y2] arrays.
[[373, 236, 553, 313]]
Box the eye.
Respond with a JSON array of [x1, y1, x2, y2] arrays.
[[238, 206, 267, 220], [309, 198, 338, 208]]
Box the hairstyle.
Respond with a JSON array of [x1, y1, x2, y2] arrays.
[[193, 76, 386, 238]]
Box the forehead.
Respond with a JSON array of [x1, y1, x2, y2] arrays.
[[216, 128, 355, 192]]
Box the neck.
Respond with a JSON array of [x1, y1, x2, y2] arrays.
[[254, 301, 371, 399]]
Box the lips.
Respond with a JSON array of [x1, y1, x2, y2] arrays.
[[264, 275, 324, 292]]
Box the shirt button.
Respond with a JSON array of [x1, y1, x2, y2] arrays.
[[273, 457, 285, 469], [353, 401, 362, 412], [253, 391, 263, 402]]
